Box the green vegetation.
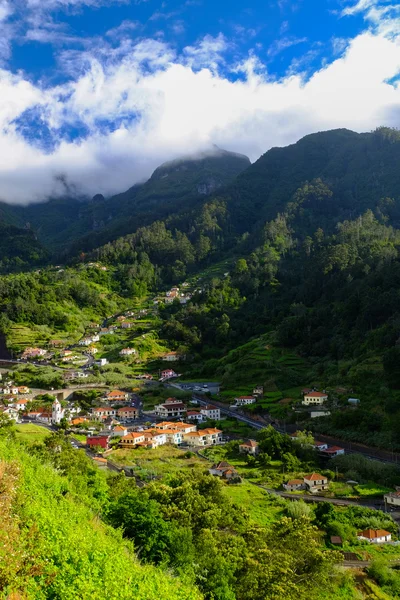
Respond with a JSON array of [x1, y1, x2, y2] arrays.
[[0, 431, 201, 600], [14, 423, 50, 444]]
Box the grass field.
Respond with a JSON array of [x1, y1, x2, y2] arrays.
[[109, 445, 208, 479], [222, 481, 285, 526], [14, 423, 50, 444]]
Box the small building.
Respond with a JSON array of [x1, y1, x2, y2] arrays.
[[253, 386, 264, 396], [320, 446, 345, 457], [160, 369, 177, 380], [162, 352, 181, 362], [121, 321, 134, 329], [384, 491, 400, 507], [92, 407, 117, 421], [348, 398, 360, 406], [303, 473, 329, 492], [330, 536, 343, 546], [95, 358, 108, 367], [310, 409, 331, 419], [357, 529, 392, 544], [87, 435, 110, 450], [117, 407, 139, 422], [106, 390, 129, 403], [313, 440, 329, 451], [18, 386, 30, 395], [239, 440, 260, 456], [200, 405, 221, 420], [302, 392, 328, 406], [209, 461, 239, 480], [234, 396, 256, 406], [21, 347, 47, 359], [119, 348, 137, 356], [118, 432, 146, 447], [283, 479, 306, 492], [186, 410, 206, 423], [110, 425, 128, 437], [49, 340, 63, 347]]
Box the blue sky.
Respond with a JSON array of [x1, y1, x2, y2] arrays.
[[8, 0, 367, 85], [0, 0, 399, 203]]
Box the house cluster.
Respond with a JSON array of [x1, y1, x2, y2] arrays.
[[92, 405, 139, 423], [357, 529, 392, 544], [230, 395, 257, 408], [79, 334, 100, 346], [290, 432, 345, 457], [87, 420, 222, 451], [187, 404, 221, 422], [21, 347, 47, 360], [209, 461, 239, 481], [284, 472, 330, 493], [154, 287, 192, 306]]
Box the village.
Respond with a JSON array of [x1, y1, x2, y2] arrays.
[[3, 283, 400, 569]]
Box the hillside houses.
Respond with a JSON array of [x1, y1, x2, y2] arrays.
[[233, 396, 256, 406], [283, 473, 330, 493], [105, 421, 222, 451], [21, 347, 47, 359], [79, 335, 99, 346]]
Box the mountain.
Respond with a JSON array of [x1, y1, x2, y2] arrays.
[[2, 147, 250, 254], [0, 222, 48, 271], [223, 126, 400, 235]]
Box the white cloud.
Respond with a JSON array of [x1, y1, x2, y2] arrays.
[[0, 17, 398, 204]]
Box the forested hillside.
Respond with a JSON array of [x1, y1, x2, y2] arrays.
[[2, 147, 250, 253]]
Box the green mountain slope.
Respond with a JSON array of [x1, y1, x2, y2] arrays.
[[0, 222, 48, 272], [3, 147, 250, 253], [0, 434, 201, 600]]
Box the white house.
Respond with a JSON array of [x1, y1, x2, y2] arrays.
[[200, 405, 221, 420], [234, 396, 256, 406], [239, 440, 260, 455], [92, 407, 117, 421], [357, 529, 392, 544], [159, 369, 177, 381], [95, 358, 108, 367], [303, 473, 329, 492], [283, 479, 306, 492], [186, 410, 206, 423], [51, 399, 66, 425], [119, 348, 136, 356], [310, 409, 331, 419], [320, 445, 345, 457], [154, 398, 186, 418], [302, 392, 328, 406], [183, 428, 222, 447]]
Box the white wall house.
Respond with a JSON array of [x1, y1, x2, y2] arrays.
[[357, 529, 392, 544], [302, 392, 328, 406]]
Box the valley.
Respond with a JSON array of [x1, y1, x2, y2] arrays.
[[2, 127, 400, 599]]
